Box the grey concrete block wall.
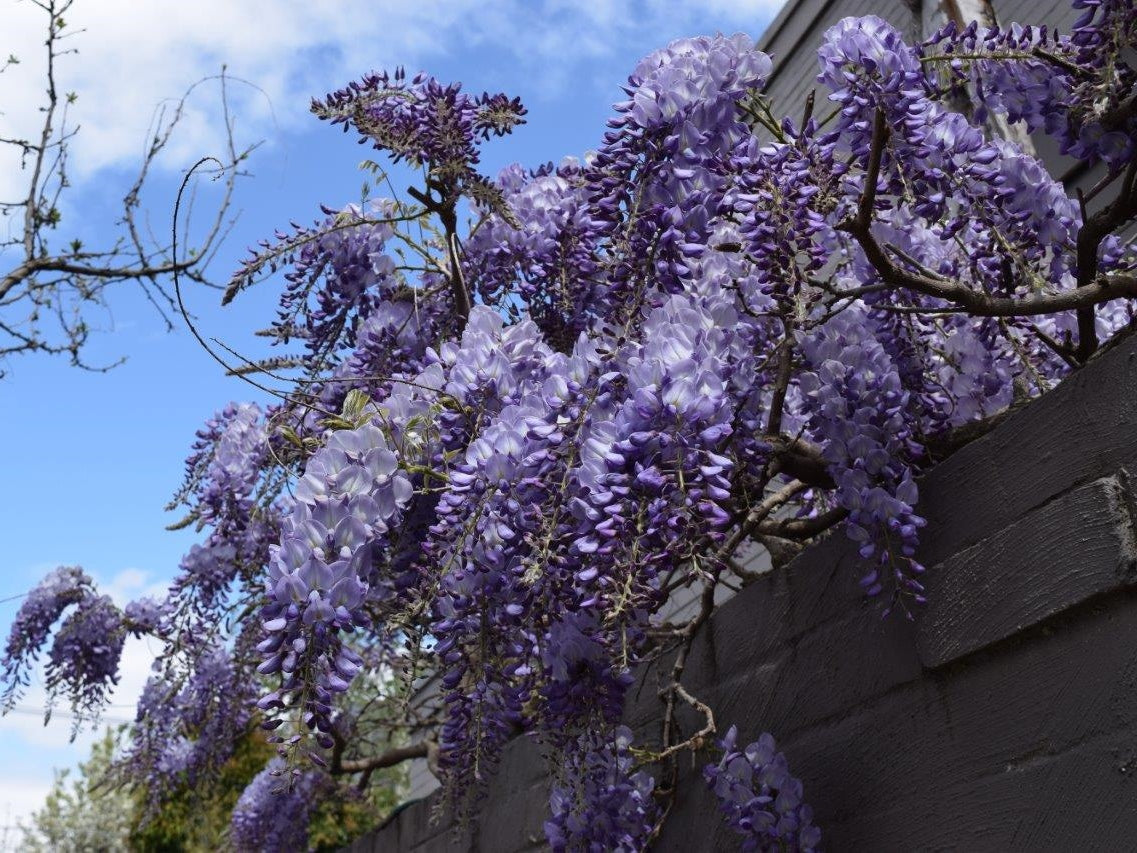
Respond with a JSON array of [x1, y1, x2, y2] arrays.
[[348, 330, 1137, 851]]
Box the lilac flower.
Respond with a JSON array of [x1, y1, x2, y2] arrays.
[[464, 159, 602, 349], [624, 34, 772, 134], [166, 403, 277, 622], [323, 294, 448, 409], [570, 292, 737, 583], [314, 69, 525, 172], [817, 16, 923, 97], [274, 200, 404, 359], [821, 16, 1083, 290], [172, 540, 241, 612], [731, 131, 846, 303], [312, 68, 525, 224], [425, 315, 570, 797], [177, 403, 268, 527]]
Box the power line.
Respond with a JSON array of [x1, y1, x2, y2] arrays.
[[2, 705, 132, 725]]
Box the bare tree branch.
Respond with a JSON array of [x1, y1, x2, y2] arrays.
[[0, 0, 258, 372]]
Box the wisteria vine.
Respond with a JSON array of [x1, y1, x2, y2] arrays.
[[4, 1, 1137, 848]]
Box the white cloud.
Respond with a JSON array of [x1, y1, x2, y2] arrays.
[[0, 0, 786, 201], [103, 566, 169, 605]]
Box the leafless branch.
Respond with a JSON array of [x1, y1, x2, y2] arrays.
[[336, 741, 432, 774], [0, 0, 258, 371]]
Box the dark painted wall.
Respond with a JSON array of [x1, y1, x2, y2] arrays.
[[346, 332, 1137, 853]]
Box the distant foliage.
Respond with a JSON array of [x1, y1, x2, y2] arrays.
[[17, 729, 132, 853]]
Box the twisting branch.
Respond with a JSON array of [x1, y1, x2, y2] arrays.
[[654, 683, 715, 765], [718, 478, 809, 561], [764, 434, 834, 488], [840, 109, 1137, 341], [335, 741, 431, 774], [765, 322, 795, 437], [842, 199, 1137, 320], [0, 0, 257, 371], [856, 109, 888, 231], [1075, 159, 1137, 360], [758, 505, 849, 539], [407, 183, 471, 321], [654, 579, 714, 800]]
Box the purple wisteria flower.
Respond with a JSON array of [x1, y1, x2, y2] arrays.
[[257, 417, 413, 745], [799, 306, 926, 610], [1, 566, 93, 708], [1, 567, 127, 731], [705, 726, 821, 852], [128, 641, 256, 812], [545, 727, 658, 852], [8, 0, 1136, 841], [924, 1, 1136, 169], [230, 758, 322, 853]]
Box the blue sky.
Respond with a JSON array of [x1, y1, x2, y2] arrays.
[[0, 0, 786, 835]]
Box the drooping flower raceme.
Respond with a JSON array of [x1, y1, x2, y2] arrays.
[[705, 726, 821, 852], [1, 567, 93, 708], [798, 306, 926, 610], [923, 1, 1137, 169], [545, 727, 658, 852], [230, 758, 322, 853], [127, 639, 257, 813], [257, 418, 413, 746], [1, 567, 127, 729]]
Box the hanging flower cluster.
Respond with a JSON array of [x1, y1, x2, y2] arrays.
[[1, 568, 129, 730], [545, 727, 659, 852], [705, 727, 821, 852], [126, 640, 257, 813], [230, 757, 323, 853]]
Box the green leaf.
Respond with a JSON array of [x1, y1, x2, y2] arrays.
[[278, 425, 305, 448], [164, 511, 199, 532], [341, 389, 371, 424]]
